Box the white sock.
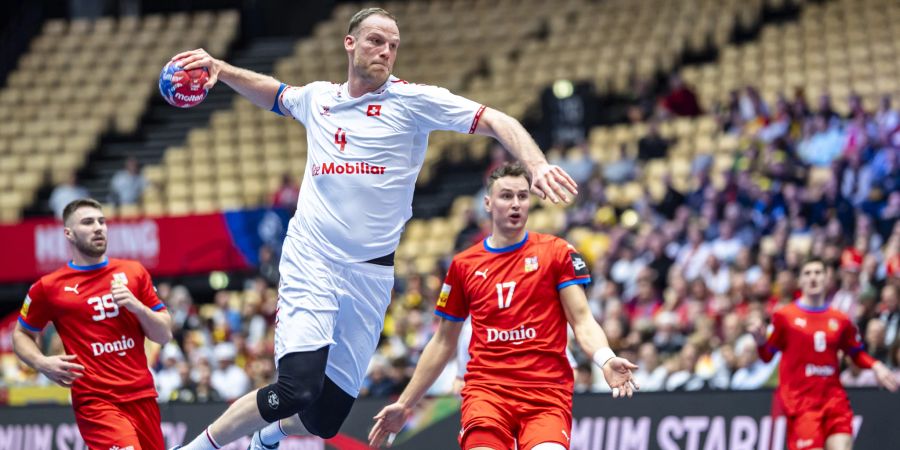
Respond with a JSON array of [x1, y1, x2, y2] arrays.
[[180, 427, 221, 450], [259, 420, 290, 445]]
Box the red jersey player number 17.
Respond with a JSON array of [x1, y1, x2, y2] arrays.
[[12, 198, 172, 450]]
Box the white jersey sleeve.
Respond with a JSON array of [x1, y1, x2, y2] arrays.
[[401, 84, 485, 134], [280, 82, 331, 124]]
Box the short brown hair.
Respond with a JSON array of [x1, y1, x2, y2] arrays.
[[798, 256, 826, 274], [486, 162, 532, 193], [348, 7, 397, 35], [62, 198, 103, 225]]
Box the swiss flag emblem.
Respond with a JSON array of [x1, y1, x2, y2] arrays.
[[366, 104, 382, 117]]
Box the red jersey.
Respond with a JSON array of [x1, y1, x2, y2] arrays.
[[758, 302, 875, 415], [18, 258, 166, 403], [435, 232, 591, 391]]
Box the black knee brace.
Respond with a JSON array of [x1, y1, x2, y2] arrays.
[[299, 376, 356, 439], [256, 347, 329, 423]]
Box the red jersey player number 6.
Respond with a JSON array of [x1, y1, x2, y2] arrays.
[[750, 258, 897, 450]]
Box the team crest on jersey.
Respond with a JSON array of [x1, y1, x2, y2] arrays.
[[20, 295, 31, 316], [437, 283, 451, 307], [829, 319, 839, 331], [524, 256, 539, 272], [113, 272, 129, 285], [366, 104, 382, 117]]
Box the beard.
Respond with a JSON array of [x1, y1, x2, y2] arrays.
[[73, 235, 107, 258]]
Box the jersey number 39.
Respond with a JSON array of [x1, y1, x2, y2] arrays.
[[88, 295, 120, 321]]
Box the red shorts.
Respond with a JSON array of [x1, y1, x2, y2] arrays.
[[459, 383, 572, 450], [73, 396, 165, 450], [786, 396, 853, 450]]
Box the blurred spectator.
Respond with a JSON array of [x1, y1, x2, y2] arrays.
[[454, 207, 487, 252], [797, 114, 845, 167], [864, 318, 890, 363], [210, 343, 251, 401], [602, 144, 638, 183], [171, 362, 223, 403], [637, 120, 670, 160], [664, 341, 706, 391], [877, 285, 899, 347], [574, 363, 594, 394], [659, 74, 702, 117], [633, 342, 668, 391], [109, 156, 147, 206], [271, 173, 300, 212], [257, 244, 280, 288], [731, 334, 778, 390], [840, 361, 877, 388], [155, 343, 184, 402], [48, 172, 90, 218]]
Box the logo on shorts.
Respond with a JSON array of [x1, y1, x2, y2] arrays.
[[109, 446, 134, 450], [796, 439, 814, 449], [268, 391, 280, 409]]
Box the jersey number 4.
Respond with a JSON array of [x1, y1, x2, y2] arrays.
[[88, 294, 120, 321], [496, 282, 516, 309]]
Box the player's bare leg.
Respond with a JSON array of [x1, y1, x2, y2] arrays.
[[276, 415, 310, 434], [825, 433, 852, 450], [178, 390, 269, 449]]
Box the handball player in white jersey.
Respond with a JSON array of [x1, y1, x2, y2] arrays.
[[169, 8, 578, 450]]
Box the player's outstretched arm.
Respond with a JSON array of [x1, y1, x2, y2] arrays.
[[12, 323, 84, 387], [111, 282, 173, 344], [474, 108, 578, 204], [171, 49, 286, 114], [369, 318, 464, 447], [560, 284, 639, 398]]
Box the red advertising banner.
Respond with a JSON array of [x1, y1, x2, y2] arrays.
[[0, 209, 288, 284]]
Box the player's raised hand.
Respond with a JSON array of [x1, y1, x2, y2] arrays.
[[38, 354, 84, 387], [111, 281, 143, 314], [747, 316, 767, 346], [530, 163, 578, 204], [872, 361, 899, 392], [369, 402, 411, 447], [171, 48, 220, 90], [601, 357, 640, 398]]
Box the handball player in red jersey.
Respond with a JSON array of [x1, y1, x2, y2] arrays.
[[750, 258, 897, 450], [12, 198, 173, 450], [369, 163, 639, 450]]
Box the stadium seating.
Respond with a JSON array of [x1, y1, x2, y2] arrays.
[[0, 11, 239, 223]]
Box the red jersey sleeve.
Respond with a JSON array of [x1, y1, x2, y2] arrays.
[[434, 259, 468, 322], [840, 318, 876, 368], [758, 310, 787, 362], [134, 264, 165, 312], [555, 240, 592, 290], [18, 280, 52, 332]]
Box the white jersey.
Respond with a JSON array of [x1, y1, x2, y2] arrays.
[[280, 76, 485, 262]]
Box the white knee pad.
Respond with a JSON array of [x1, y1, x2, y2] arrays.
[[532, 443, 567, 450]]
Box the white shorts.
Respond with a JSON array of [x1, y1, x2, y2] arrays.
[[274, 234, 394, 398]]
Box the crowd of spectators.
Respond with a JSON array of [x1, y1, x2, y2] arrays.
[[4, 80, 900, 403]]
